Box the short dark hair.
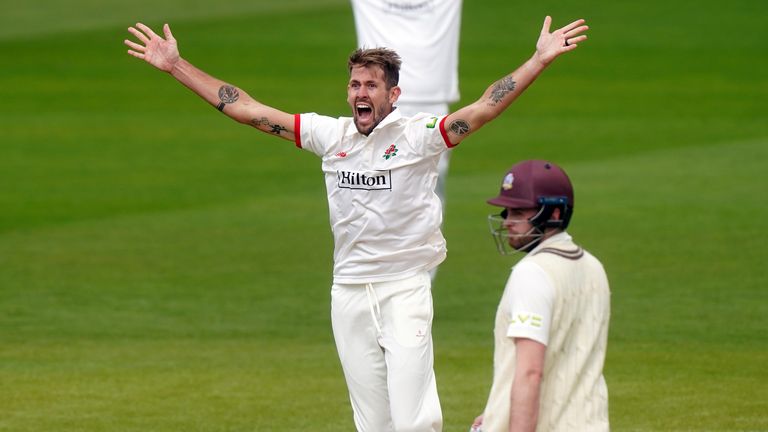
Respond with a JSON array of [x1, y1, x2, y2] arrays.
[[347, 47, 401, 89]]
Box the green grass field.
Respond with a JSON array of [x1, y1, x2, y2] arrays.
[[1, 0, 767, 430]]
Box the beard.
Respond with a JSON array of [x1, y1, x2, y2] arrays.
[[508, 228, 544, 253], [353, 118, 377, 136]]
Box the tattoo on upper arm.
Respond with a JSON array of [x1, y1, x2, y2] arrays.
[[251, 117, 289, 135], [216, 85, 240, 111], [449, 119, 471, 136], [489, 76, 517, 105]]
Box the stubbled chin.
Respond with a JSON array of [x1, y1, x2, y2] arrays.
[[354, 123, 374, 135], [354, 116, 375, 135], [509, 238, 526, 250]]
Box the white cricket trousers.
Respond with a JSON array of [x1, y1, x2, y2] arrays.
[[331, 271, 442, 432]]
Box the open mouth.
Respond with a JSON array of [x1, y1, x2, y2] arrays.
[[356, 103, 373, 120]]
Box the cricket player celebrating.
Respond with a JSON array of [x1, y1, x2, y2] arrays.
[[125, 16, 588, 432], [472, 160, 610, 432]]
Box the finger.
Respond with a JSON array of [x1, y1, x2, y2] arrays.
[[540, 16, 552, 35], [163, 23, 174, 40], [135, 22, 160, 40], [564, 25, 589, 38], [560, 18, 586, 34], [124, 39, 145, 51], [127, 26, 149, 44], [126, 50, 146, 60], [566, 35, 588, 46]]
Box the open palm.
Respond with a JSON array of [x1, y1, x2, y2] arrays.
[[535, 16, 589, 65], [125, 23, 180, 73]]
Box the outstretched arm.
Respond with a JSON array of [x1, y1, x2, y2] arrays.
[[442, 16, 588, 146], [125, 23, 295, 141]]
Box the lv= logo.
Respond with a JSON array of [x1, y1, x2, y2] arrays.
[[512, 313, 543, 328]]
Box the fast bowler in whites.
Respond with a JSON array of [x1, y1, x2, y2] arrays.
[[471, 160, 610, 432], [124, 17, 589, 432]]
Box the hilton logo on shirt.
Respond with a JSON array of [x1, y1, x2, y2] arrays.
[[337, 170, 392, 191]]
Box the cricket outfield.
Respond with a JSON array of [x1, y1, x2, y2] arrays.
[[1, 0, 766, 430]]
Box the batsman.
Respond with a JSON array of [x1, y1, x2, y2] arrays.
[[125, 16, 588, 432]]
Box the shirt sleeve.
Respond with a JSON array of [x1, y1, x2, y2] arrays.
[[405, 113, 454, 158], [296, 112, 341, 157], [505, 260, 555, 346]]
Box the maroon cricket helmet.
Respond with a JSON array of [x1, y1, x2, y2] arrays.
[[488, 160, 574, 209]]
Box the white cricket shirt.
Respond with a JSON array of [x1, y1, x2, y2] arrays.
[[482, 232, 611, 432], [351, 0, 462, 105], [295, 109, 454, 284]]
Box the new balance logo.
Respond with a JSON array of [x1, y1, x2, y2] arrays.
[[337, 170, 392, 191]]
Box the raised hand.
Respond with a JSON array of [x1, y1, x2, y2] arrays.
[[535, 16, 589, 66], [125, 23, 180, 73]]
